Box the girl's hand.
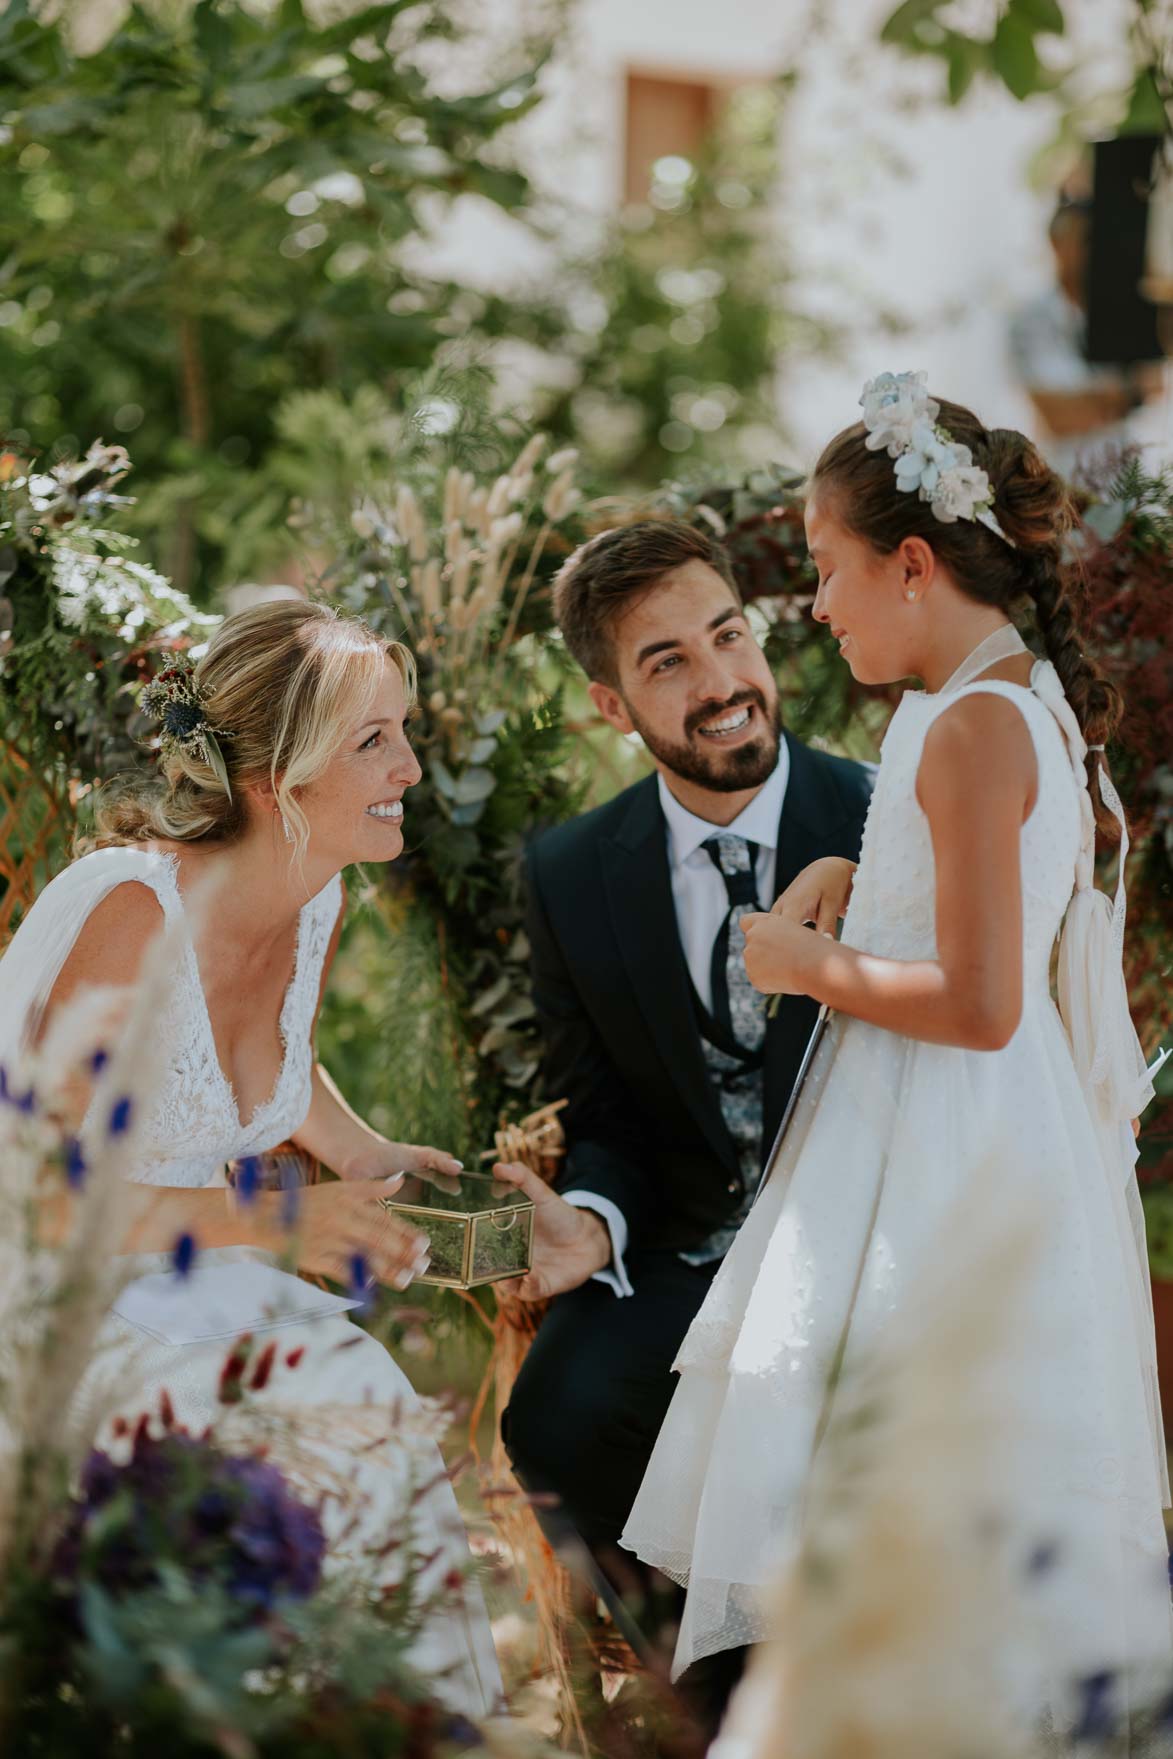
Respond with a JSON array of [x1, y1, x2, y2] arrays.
[[740, 912, 818, 998], [773, 857, 856, 936], [292, 1177, 431, 1290]]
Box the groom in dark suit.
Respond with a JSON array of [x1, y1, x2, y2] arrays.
[[497, 519, 872, 1692]]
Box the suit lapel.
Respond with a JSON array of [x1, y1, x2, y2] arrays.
[[770, 731, 835, 898], [600, 777, 738, 1175]]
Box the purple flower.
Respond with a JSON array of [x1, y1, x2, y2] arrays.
[[278, 1162, 301, 1230], [54, 1429, 325, 1622], [235, 1156, 261, 1205], [108, 1095, 133, 1137], [89, 1048, 110, 1076], [348, 1253, 372, 1309], [1027, 1540, 1059, 1577], [161, 701, 204, 740], [0, 1066, 38, 1114], [443, 1713, 485, 1748], [64, 1137, 87, 1189], [171, 1233, 197, 1279]]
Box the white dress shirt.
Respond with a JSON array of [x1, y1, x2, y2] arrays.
[[565, 748, 791, 1296]]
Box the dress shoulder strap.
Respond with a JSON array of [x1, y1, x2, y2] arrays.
[[916, 677, 1058, 764], [281, 872, 344, 1036], [0, 846, 177, 1064]]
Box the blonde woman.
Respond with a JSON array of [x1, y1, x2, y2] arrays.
[[0, 600, 502, 1716]]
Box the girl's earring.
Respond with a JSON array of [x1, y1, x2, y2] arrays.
[[279, 810, 294, 844], [905, 589, 917, 602]]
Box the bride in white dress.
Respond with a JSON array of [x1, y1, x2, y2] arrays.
[[623, 376, 1172, 1732], [0, 598, 502, 1717]]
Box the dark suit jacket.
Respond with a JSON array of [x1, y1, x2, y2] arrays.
[[525, 732, 874, 1253]]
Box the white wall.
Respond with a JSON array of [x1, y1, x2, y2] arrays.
[[421, 0, 1169, 471]]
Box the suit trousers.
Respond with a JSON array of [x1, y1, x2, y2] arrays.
[[502, 1248, 720, 1559], [502, 1249, 747, 1728]]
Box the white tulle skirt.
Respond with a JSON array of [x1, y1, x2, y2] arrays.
[[622, 997, 1172, 1713]]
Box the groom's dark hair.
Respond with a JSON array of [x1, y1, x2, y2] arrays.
[[553, 519, 741, 685]]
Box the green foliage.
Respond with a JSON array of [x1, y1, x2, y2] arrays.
[[1121, 63, 1169, 133], [0, 443, 216, 846], [0, 0, 547, 596], [879, 0, 1085, 108], [879, 0, 1171, 147], [2, 1542, 507, 1757], [525, 79, 830, 486], [318, 888, 477, 1158]]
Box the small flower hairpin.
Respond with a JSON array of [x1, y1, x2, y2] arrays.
[[140, 656, 232, 799], [859, 370, 1015, 547]]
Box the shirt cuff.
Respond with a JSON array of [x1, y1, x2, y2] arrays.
[[562, 1191, 634, 1298]]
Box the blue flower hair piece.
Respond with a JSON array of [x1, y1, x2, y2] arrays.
[[859, 371, 1015, 547], [140, 655, 232, 800]]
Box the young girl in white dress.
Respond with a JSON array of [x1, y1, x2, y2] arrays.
[[622, 374, 1171, 1729], [0, 599, 502, 1717]]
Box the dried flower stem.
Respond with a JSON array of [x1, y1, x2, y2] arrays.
[[496, 520, 552, 677]]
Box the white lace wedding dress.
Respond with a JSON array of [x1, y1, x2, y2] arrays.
[[623, 633, 1172, 1727], [0, 845, 502, 1719]]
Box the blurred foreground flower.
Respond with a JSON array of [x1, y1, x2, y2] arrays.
[[712, 1173, 1171, 1759], [54, 1425, 326, 1618]]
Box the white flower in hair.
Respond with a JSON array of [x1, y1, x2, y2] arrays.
[[932, 461, 997, 524], [860, 371, 940, 458], [893, 427, 958, 498], [859, 369, 1014, 546]]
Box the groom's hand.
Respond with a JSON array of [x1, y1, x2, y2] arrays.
[[490, 1161, 612, 1302]]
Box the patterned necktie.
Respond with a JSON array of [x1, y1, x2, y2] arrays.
[[702, 835, 766, 1052]]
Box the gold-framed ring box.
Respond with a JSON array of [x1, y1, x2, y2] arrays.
[[379, 1169, 535, 1290]]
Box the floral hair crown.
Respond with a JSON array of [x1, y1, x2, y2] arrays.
[[859, 371, 1015, 548], [140, 655, 232, 799]]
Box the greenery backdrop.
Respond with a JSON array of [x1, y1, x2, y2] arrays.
[[1, 0, 1170, 1180]]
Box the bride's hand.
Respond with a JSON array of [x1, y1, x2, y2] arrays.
[[339, 1140, 463, 1192], [772, 857, 856, 935], [290, 1177, 432, 1290], [740, 912, 818, 998]]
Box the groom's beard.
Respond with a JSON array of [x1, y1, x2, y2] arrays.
[[623, 687, 783, 794]]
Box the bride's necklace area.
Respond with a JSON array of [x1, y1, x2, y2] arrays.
[[935, 623, 1030, 696]]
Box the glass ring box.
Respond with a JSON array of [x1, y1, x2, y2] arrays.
[[378, 1169, 536, 1289]]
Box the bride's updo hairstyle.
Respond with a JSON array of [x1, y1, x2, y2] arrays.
[[812, 399, 1124, 839], [97, 600, 415, 857]]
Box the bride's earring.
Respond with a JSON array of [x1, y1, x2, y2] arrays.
[[905, 589, 917, 602]]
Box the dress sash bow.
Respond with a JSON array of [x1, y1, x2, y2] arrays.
[[1029, 659, 1155, 1147]]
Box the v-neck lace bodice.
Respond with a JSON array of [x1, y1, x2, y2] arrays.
[[1, 846, 342, 1188], [130, 852, 342, 1184]]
